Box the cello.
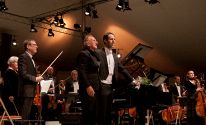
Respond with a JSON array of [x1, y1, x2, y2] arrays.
[[195, 79, 206, 124], [161, 103, 185, 123]]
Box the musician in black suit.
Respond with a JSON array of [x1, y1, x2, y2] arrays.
[[65, 70, 79, 94], [41, 66, 58, 122], [64, 70, 79, 112], [2, 56, 19, 116], [76, 34, 101, 125], [183, 70, 204, 125], [170, 75, 184, 104], [18, 39, 43, 125], [97, 32, 134, 125]]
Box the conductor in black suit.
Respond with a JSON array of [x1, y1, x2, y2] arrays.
[[76, 34, 101, 125], [97, 32, 135, 125], [18, 39, 43, 125]]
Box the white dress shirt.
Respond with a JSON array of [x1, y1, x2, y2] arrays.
[[175, 83, 182, 97], [73, 81, 79, 93], [101, 47, 115, 85]]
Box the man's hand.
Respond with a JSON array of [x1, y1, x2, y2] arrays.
[[36, 76, 43, 82], [86, 86, 95, 97], [131, 78, 141, 89]]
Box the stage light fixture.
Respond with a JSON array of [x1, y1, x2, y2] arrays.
[[116, 0, 131, 11], [0, 0, 8, 11], [11, 35, 17, 46], [12, 41, 17, 46], [92, 10, 98, 18], [74, 24, 81, 29], [85, 6, 91, 16], [117, 53, 121, 58], [116, 0, 123, 11], [145, 0, 160, 5], [30, 24, 37, 32], [84, 27, 91, 33], [53, 15, 59, 25], [59, 18, 65, 28], [48, 28, 54, 37], [124, 0, 131, 10]]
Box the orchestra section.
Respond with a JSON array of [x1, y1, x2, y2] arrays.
[[1, 43, 206, 125]]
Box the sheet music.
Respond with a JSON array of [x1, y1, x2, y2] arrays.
[[152, 75, 167, 87], [40, 80, 53, 93]]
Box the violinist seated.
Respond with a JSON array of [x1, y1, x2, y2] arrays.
[[41, 66, 60, 122], [63, 70, 79, 113], [55, 80, 66, 114]]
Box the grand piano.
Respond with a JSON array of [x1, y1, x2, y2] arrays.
[[112, 43, 173, 125]]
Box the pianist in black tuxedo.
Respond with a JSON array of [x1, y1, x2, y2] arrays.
[[97, 32, 134, 125], [76, 34, 101, 125]]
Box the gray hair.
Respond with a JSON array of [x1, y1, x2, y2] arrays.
[[7, 56, 18, 65], [83, 34, 94, 47], [71, 70, 78, 75]]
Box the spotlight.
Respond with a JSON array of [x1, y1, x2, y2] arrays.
[[59, 18, 65, 28], [74, 24, 81, 29], [92, 10, 98, 18], [48, 28, 54, 37], [116, 0, 131, 11], [84, 27, 91, 33], [12, 41, 17, 46], [117, 53, 121, 58], [30, 24, 37, 32], [11, 35, 17, 46], [116, 0, 123, 11], [145, 0, 160, 5], [85, 6, 91, 16], [124, 0, 132, 10], [53, 15, 59, 25], [0, 1, 8, 11]]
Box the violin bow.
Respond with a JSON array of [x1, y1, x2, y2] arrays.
[[40, 51, 63, 77]]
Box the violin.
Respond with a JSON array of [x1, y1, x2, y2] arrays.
[[48, 96, 57, 109], [33, 72, 41, 106]]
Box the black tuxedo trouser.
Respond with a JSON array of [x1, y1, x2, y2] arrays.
[[98, 83, 113, 125]]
